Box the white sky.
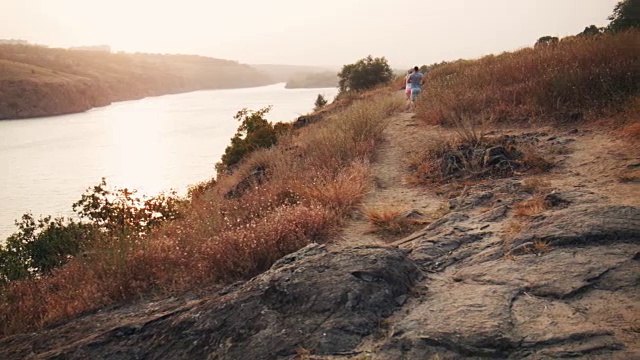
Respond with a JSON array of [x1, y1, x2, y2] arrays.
[[0, 0, 618, 68]]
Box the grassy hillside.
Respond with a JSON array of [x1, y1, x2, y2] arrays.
[[0, 45, 273, 120], [415, 31, 640, 126]]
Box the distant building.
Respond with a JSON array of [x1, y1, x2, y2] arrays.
[[0, 39, 29, 45], [70, 45, 111, 53]]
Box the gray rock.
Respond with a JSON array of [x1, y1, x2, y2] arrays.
[[483, 145, 508, 167], [508, 205, 640, 252], [0, 246, 421, 360]]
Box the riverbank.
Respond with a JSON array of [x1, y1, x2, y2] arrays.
[[0, 45, 274, 120]]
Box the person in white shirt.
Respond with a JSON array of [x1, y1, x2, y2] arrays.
[[404, 70, 412, 100]]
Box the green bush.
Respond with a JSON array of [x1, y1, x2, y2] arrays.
[[314, 94, 328, 111], [72, 178, 184, 238], [608, 0, 640, 33], [217, 106, 289, 173], [338, 55, 394, 93], [0, 179, 184, 284], [0, 214, 98, 283]]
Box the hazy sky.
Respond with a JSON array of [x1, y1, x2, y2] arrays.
[[0, 0, 618, 68]]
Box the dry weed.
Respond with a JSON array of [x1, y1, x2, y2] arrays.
[[619, 122, 640, 142], [521, 178, 551, 194], [501, 219, 525, 251], [514, 194, 549, 217], [531, 240, 552, 254], [618, 169, 640, 183], [520, 146, 553, 174], [364, 206, 419, 235]]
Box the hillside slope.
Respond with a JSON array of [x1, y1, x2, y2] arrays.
[[0, 45, 273, 120], [1, 102, 638, 359]]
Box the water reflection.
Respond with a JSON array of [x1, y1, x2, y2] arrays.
[[0, 83, 339, 239]]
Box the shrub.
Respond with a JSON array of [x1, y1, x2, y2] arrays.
[[608, 0, 640, 33], [72, 178, 183, 238], [314, 94, 328, 111], [0, 215, 98, 284], [338, 55, 394, 93], [514, 194, 550, 217], [535, 36, 559, 48], [407, 132, 553, 185], [217, 106, 279, 173], [364, 206, 420, 235]]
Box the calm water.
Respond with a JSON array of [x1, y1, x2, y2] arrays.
[[0, 83, 339, 240]]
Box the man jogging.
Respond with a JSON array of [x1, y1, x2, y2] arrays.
[[408, 66, 424, 111]]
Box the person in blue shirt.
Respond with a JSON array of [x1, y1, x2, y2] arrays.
[[408, 66, 424, 111]]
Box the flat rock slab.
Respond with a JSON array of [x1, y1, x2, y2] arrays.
[[0, 245, 421, 360]]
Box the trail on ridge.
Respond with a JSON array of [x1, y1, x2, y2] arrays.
[[330, 110, 444, 249]]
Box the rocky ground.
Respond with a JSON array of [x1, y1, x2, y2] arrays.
[[1, 110, 638, 359]]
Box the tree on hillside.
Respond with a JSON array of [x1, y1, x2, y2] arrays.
[[534, 36, 559, 48], [608, 0, 640, 32], [578, 25, 603, 37], [338, 56, 394, 93], [217, 106, 291, 174], [314, 94, 328, 111]]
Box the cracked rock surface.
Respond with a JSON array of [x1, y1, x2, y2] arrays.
[[378, 186, 640, 360], [0, 246, 421, 360]]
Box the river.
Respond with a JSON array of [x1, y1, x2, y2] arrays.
[[0, 83, 339, 240]]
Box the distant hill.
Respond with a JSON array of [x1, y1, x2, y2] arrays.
[[0, 45, 274, 120], [251, 64, 337, 83], [284, 71, 338, 89]]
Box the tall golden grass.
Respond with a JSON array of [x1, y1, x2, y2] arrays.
[[0, 94, 404, 336], [416, 31, 640, 125]]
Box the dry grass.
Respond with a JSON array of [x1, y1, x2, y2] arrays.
[[501, 219, 554, 257], [514, 194, 550, 217], [502, 219, 524, 240], [364, 206, 421, 235], [0, 94, 403, 337], [416, 31, 640, 125], [619, 122, 640, 142], [618, 168, 640, 183], [520, 146, 554, 174], [531, 240, 552, 254], [521, 178, 552, 194]]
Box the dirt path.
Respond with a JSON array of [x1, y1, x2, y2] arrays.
[[329, 111, 444, 248]]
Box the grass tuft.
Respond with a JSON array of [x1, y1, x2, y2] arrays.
[[514, 194, 550, 217], [364, 206, 421, 235]]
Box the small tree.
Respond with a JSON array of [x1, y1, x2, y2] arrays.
[[338, 55, 394, 93], [534, 36, 559, 48], [314, 94, 328, 111], [218, 106, 278, 173], [0, 214, 98, 283], [578, 25, 602, 36], [0, 179, 184, 284], [72, 178, 183, 239], [608, 0, 640, 33]]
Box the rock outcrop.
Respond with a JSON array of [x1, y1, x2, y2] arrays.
[[379, 185, 640, 359], [2, 187, 637, 359], [0, 246, 421, 359]]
